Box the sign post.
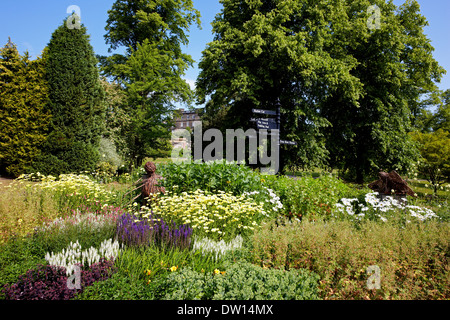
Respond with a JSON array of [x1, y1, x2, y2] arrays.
[[251, 100, 296, 174]]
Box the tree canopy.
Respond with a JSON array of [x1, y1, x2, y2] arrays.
[[196, 0, 446, 182], [101, 0, 201, 168]]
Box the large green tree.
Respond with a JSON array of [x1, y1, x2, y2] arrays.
[[196, 0, 364, 172], [321, 0, 445, 182], [0, 38, 50, 177], [196, 0, 445, 181], [33, 16, 106, 175], [101, 0, 201, 168]]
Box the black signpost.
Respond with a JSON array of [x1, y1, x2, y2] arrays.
[[251, 102, 297, 174]]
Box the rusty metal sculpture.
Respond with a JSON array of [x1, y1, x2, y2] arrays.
[[125, 161, 165, 206], [368, 171, 416, 197], [141, 161, 165, 199]]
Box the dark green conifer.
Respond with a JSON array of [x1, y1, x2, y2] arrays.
[[33, 16, 106, 175]]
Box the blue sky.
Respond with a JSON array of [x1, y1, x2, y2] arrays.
[[1, 0, 449, 96]]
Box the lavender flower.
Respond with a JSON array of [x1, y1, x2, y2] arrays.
[[116, 213, 192, 250]]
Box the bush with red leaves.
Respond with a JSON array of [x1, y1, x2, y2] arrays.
[[1, 258, 116, 300]]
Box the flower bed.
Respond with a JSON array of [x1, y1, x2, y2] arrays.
[[1, 162, 448, 301]]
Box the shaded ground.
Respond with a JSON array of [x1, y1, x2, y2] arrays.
[[0, 177, 14, 187]]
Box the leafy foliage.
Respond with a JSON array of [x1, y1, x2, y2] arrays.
[[33, 17, 106, 175], [1, 259, 116, 300], [410, 129, 450, 193], [101, 0, 201, 168], [157, 160, 263, 195], [262, 174, 367, 221], [196, 0, 445, 181], [157, 261, 320, 300], [250, 219, 449, 300], [0, 39, 50, 177]]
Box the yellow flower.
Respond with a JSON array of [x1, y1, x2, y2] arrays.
[[170, 266, 178, 272], [261, 179, 265, 183], [214, 269, 220, 275]]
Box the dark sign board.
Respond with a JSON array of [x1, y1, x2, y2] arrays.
[[280, 140, 297, 146], [252, 108, 278, 116], [250, 117, 277, 123], [257, 121, 279, 130]]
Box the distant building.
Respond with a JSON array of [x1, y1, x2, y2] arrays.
[[171, 109, 202, 150], [172, 108, 202, 131]]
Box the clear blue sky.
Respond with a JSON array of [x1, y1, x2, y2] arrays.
[[1, 0, 449, 95]]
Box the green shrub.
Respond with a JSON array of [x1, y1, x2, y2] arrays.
[[262, 175, 368, 221], [33, 17, 105, 176], [0, 236, 47, 290], [157, 261, 320, 300], [74, 272, 154, 300], [157, 160, 264, 196], [32, 139, 100, 176], [98, 137, 123, 169], [249, 219, 450, 300]]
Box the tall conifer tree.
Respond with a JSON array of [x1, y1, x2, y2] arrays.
[[33, 15, 106, 175], [0, 38, 50, 177]]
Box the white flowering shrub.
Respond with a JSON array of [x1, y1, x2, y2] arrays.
[[192, 235, 244, 260], [45, 239, 122, 275], [243, 187, 283, 218], [334, 192, 439, 223], [143, 190, 267, 241]]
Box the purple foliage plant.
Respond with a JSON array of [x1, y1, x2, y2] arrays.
[[1, 258, 116, 300]]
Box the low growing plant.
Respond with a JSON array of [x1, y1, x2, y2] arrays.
[[114, 245, 220, 284], [249, 219, 449, 300], [156, 261, 320, 300], [1, 258, 116, 300], [192, 235, 244, 261], [44, 239, 122, 275], [262, 175, 368, 221], [333, 192, 440, 225]]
